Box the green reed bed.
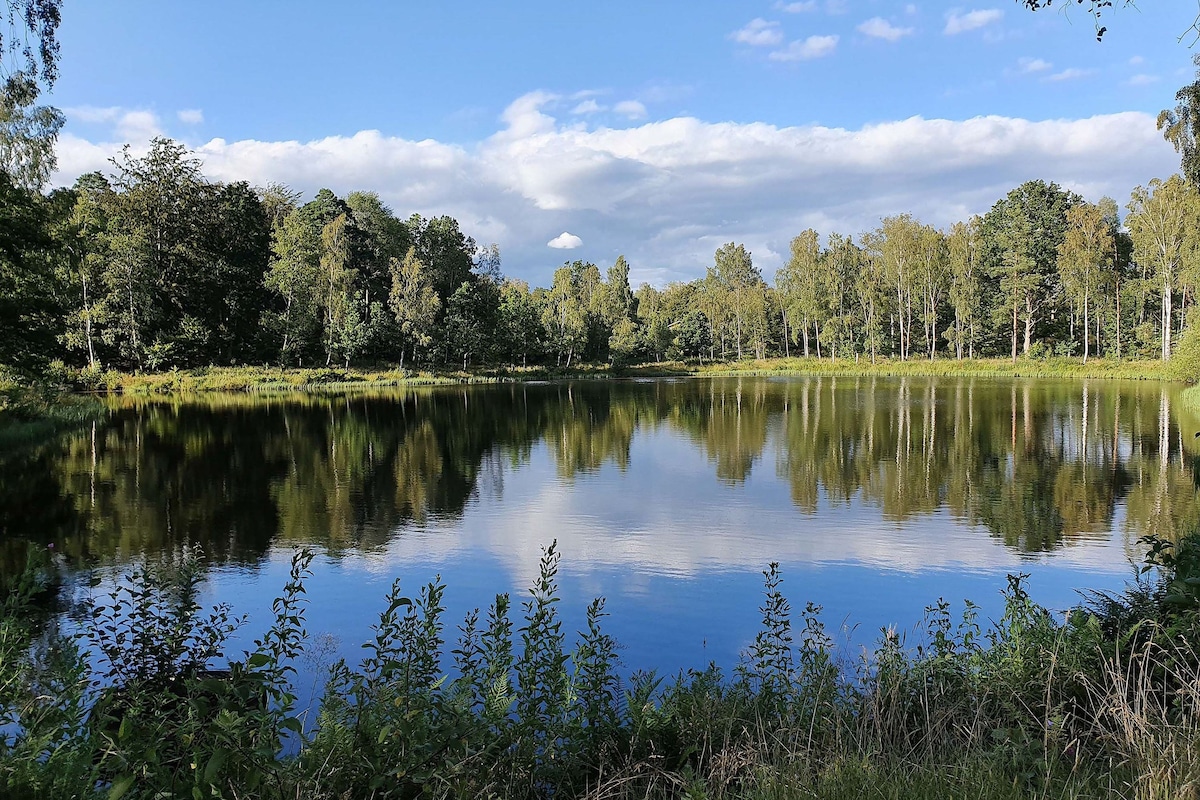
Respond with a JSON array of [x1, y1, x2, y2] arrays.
[[696, 356, 1174, 383], [41, 355, 1183, 400], [0, 379, 104, 451], [3, 534, 1199, 799]]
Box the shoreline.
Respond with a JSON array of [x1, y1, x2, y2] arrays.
[[85, 356, 1182, 396]]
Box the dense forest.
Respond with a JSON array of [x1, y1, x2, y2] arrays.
[[2, 137, 1199, 379]]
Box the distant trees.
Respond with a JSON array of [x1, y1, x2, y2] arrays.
[[7, 132, 1200, 377]]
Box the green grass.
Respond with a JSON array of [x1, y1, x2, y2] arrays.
[[0, 380, 105, 451], [90, 356, 1177, 398], [694, 355, 1173, 382]]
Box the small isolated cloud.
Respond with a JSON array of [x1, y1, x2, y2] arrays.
[[944, 9, 1002, 35], [1124, 74, 1159, 87], [1017, 57, 1052, 74], [572, 99, 605, 115], [769, 34, 839, 61], [858, 17, 914, 42], [1129, 55, 1145, 66], [906, 4, 919, 14], [1045, 67, 1093, 82], [613, 100, 647, 119], [548, 232, 583, 249], [730, 18, 784, 47], [177, 108, 204, 125], [774, 0, 817, 11]]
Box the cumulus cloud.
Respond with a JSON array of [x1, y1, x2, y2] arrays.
[[1124, 74, 1159, 87], [177, 109, 204, 125], [858, 17, 914, 41], [547, 231, 583, 249], [65, 106, 165, 142], [1017, 57, 1052, 74], [944, 8, 1002, 35], [1045, 67, 1094, 82], [769, 35, 839, 61], [572, 99, 604, 115], [53, 92, 1178, 288], [613, 100, 647, 119], [730, 18, 784, 47]]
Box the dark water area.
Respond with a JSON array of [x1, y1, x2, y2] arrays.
[[2, 376, 1198, 676]]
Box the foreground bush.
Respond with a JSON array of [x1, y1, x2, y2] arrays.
[[2, 535, 1199, 799]]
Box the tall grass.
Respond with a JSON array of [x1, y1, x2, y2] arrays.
[[2, 535, 1199, 799], [0, 378, 104, 450]]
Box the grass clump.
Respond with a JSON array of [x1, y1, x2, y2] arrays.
[[0, 372, 104, 451], [3, 534, 1200, 799]]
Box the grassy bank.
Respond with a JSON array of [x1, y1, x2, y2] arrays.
[[0, 380, 105, 450], [3, 534, 1200, 799], [82, 356, 1178, 397], [696, 355, 1175, 382]]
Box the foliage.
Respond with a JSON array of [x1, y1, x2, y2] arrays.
[[0, 530, 1196, 798]]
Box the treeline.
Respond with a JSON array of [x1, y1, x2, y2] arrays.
[[3, 137, 1200, 376]]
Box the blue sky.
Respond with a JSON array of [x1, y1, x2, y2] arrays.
[[52, 1, 1195, 286]]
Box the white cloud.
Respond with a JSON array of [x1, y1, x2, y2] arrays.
[[53, 92, 1178, 288], [944, 9, 1002, 35], [769, 35, 839, 61], [774, 1, 817, 12], [730, 18, 784, 47], [858, 17, 914, 42], [177, 108, 204, 125], [1124, 74, 1159, 87], [905, 4, 919, 14], [572, 99, 605, 115], [613, 100, 647, 119], [547, 231, 583, 249], [64, 106, 165, 143], [1017, 57, 1052, 74], [1129, 55, 1145, 66], [1045, 67, 1094, 82]]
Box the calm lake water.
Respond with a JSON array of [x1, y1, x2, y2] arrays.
[[3, 376, 1199, 676]]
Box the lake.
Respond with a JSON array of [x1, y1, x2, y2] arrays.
[[2, 375, 1197, 677]]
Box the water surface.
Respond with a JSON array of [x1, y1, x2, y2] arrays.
[[3, 376, 1197, 675]]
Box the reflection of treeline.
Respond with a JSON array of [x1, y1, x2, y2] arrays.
[[0, 379, 1194, 570], [6, 138, 1200, 380]]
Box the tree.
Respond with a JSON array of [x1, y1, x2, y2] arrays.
[[0, 170, 58, 371], [318, 213, 358, 365], [981, 180, 1080, 361], [1158, 56, 1200, 188], [1057, 202, 1114, 362], [265, 209, 322, 365], [863, 215, 924, 360], [62, 172, 113, 368], [497, 279, 543, 367], [102, 139, 208, 369], [409, 214, 477, 306], [0, 0, 64, 189], [1017, 0, 1196, 41], [777, 230, 824, 357], [388, 247, 440, 368], [444, 279, 498, 369], [541, 262, 594, 367], [713, 242, 764, 360], [946, 218, 983, 359], [1126, 175, 1200, 361]]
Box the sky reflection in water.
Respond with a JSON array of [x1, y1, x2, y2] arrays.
[[3, 375, 1197, 675]]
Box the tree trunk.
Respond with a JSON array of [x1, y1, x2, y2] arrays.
[[1011, 300, 1018, 363], [1163, 281, 1173, 361]]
